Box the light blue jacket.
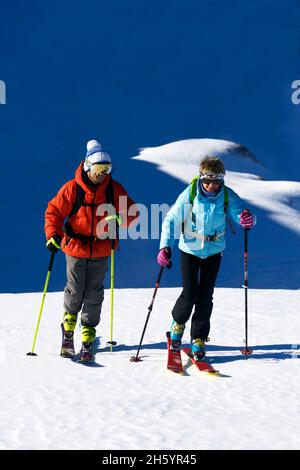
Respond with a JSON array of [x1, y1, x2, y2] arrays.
[[160, 183, 246, 258]]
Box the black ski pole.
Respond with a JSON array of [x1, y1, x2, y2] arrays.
[[240, 228, 253, 357], [130, 266, 164, 362]]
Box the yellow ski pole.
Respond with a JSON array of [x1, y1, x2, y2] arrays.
[[106, 248, 117, 352], [27, 252, 55, 356]]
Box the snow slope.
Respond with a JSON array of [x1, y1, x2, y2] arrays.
[[1, 287, 300, 450], [133, 138, 300, 234]]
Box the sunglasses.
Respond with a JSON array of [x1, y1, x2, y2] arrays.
[[90, 163, 112, 175]]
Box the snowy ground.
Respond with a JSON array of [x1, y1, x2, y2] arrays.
[[1, 287, 300, 450]]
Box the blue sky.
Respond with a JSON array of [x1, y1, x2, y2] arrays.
[[0, 0, 299, 292]]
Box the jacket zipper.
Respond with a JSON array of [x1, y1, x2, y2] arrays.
[[90, 191, 96, 258]]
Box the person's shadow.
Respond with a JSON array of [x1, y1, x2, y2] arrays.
[[94, 337, 166, 355], [94, 338, 299, 364], [206, 344, 299, 364]]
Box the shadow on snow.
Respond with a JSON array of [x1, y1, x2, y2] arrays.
[[94, 338, 298, 364]]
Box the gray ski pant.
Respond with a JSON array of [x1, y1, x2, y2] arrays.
[[63, 255, 109, 327]]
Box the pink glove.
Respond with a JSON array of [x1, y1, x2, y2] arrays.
[[240, 210, 255, 229], [157, 248, 172, 268]]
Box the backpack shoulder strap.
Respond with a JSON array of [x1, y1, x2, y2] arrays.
[[64, 183, 86, 239], [105, 177, 118, 249], [105, 176, 114, 206], [182, 176, 198, 233], [67, 179, 115, 223], [68, 183, 86, 220], [189, 176, 199, 205], [182, 180, 231, 235], [224, 185, 228, 213]]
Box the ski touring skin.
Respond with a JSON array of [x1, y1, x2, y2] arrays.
[[182, 347, 219, 376], [166, 331, 184, 374]]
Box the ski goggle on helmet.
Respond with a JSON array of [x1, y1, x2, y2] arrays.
[[200, 173, 224, 185]]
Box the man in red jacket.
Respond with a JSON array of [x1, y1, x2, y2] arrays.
[[45, 139, 138, 361]]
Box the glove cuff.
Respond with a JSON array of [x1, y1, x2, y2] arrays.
[[47, 236, 61, 250]]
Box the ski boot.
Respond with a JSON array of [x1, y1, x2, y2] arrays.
[[191, 338, 206, 362], [79, 341, 94, 363], [170, 320, 185, 352], [60, 323, 75, 358], [79, 325, 96, 362]]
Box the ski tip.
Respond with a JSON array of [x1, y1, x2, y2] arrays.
[[207, 370, 220, 376]]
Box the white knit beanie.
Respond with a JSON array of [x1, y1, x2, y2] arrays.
[[84, 139, 111, 171]]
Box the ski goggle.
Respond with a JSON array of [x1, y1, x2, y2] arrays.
[[200, 173, 224, 185], [90, 162, 112, 176]]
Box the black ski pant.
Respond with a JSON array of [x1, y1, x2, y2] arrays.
[[172, 250, 222, 341]]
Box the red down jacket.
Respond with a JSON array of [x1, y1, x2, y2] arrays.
[[45, 162, 138, 258]]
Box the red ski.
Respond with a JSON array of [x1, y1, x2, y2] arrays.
[[166, 332, 183, 374], [182, 347, 219, 376]]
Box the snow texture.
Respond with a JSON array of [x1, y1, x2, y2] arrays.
[[1, 287, 300, 450]]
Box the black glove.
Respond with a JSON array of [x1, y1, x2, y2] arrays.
[[46, 234, 61, 253]]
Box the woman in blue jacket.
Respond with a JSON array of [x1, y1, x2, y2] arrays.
[[157, 156, 256, 360]]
